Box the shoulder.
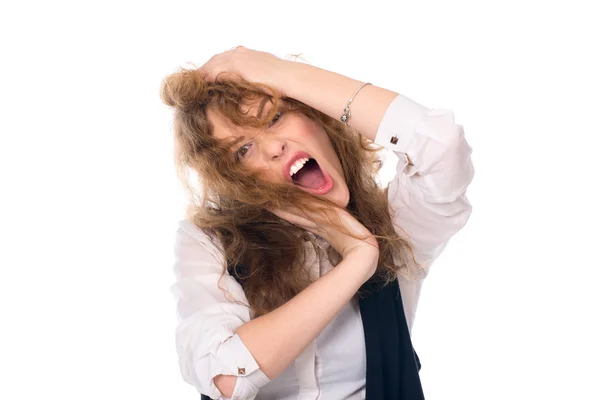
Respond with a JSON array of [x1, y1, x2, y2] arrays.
[[177, 218, 208, 240], [175, 218, 225, 264]]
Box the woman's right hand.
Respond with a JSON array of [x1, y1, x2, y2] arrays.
[[199, 46, 288, 96], [268, 205, 379, 266]]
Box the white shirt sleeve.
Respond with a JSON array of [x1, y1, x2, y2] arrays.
[[373, 94, 475, 279], [170, 220, 271, 399]]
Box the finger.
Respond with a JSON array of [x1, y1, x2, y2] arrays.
[[199, 63, 229, 82], [267, 207, 299, 223], [267, 208, 315, 229]]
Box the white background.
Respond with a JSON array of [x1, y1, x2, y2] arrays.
[[1, 0, 599, 399]]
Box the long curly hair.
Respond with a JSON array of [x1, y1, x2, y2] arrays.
[[160, 65, 420, 317]]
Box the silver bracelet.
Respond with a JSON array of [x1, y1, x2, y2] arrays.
[[340, 82, 372, 125]]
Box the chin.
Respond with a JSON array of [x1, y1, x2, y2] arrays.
[[331, 185, 350, 208]]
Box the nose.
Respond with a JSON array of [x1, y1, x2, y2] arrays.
[[259, 134, 286, 161]]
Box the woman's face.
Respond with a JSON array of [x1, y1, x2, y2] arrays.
[[208, 103, 350, 208]]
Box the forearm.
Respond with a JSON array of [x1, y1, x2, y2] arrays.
[[214, 249, 377, 398], [215, 249, 376, 396], [238, 248, 376, 378], [276, 60, 399, 142]]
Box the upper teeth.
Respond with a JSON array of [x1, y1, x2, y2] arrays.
[[289, 157, 310, 176]]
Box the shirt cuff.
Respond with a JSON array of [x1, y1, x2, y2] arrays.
[[373, 94, 431, 152], [210, 334, 271, 399], [215, 333, 262, 377], [229, 368, 271, 399]]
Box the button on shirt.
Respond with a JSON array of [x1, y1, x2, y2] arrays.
[[170, 94, 475, 399]]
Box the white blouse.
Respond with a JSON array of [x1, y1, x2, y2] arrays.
[[170, 94, 475, 399]]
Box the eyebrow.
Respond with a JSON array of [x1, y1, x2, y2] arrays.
[[256, 97, 271, 120], [223, 136, 245, 151], [217, 98, 274, 151]]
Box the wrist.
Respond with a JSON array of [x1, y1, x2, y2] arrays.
[[339, 248, 378, 283], [343, 246, 379, 271]]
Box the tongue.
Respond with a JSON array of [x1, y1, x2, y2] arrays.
[[294, 160, 325, 189]]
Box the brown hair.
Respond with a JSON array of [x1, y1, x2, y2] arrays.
[[160, 65, 420, 317]]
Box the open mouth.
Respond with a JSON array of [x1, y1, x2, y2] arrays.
[[291, 158, 333, 194]]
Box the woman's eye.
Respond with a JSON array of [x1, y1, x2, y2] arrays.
[[236, 143, 251, 160], [236, 112, 281, 161], [268, 111, 282, 127]]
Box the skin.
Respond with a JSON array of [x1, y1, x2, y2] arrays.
[[208, 105, 351, 208]]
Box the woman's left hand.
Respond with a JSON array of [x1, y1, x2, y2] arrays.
[[199, 46, 287, 95]]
